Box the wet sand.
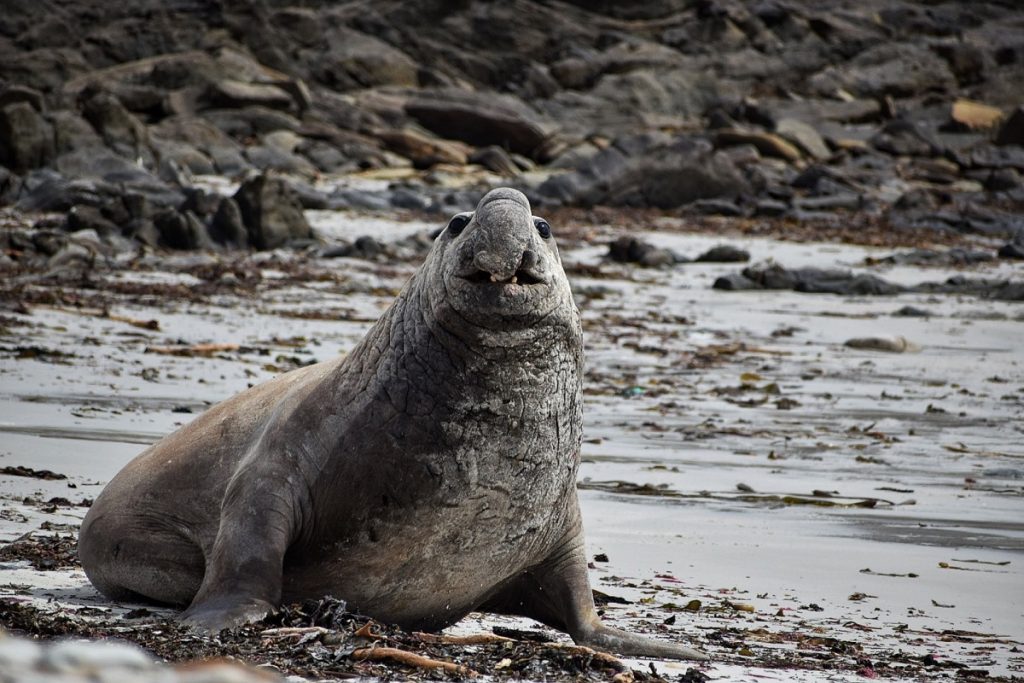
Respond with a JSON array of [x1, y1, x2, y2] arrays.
[[1, 211, 1022, 680]]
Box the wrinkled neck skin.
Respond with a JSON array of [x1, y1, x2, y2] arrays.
[[375, 242, 583, 424]]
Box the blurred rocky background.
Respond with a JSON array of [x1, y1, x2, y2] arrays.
[[0, 0, 1023, 260]]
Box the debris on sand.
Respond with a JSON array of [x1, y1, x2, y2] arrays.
[[0, 598, 639, 681], [0, 533, 79, 570], [844, 336, 920, 353]]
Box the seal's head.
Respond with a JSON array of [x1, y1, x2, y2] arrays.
[[428, 188, 577, 336]]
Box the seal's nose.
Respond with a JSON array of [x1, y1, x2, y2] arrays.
[[474, 249, 536, 282]]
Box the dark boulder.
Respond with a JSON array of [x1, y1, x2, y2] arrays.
[[538, 134, 748, 209], [970, 145, 1024, 171], [607, 236, 680, 267], [0, 167, 19, 205], [984, 168, 1021, 192], [244, 145, 318, 177], [205, 107, 302, 139], [180, 187, 222, 218], [995, 106, 1024, 147], [714, 264, 905, 296], [375, 127, 469, 168], [469, 145, 520, 177], [204, 80, 295, 112], [931, 42, 987, 86], [152, 139, 217, 176], [150, 116, 251, 175], [153, 208, 215, 250], [209, 197, 249, 249], [0, 85, 46, 112], [997, 242, 1024, 260], [405, 89, 554, 161], [65, 204, 120, 237], [914, 276, 1024, 302], [808, 43, 956, 98], [0, 47, 91, 95], [51, 110, 105, 155], [0, 102, 55, 173], [14, 169, 122, 213], [694, 245, 750, 263], [309, 27, 419, 90], [55, 149, 184, 208], [998, 229, 1024, 260], [80, 91, 151, 161], [870, 120, 942, 157], [232, 174, 312, 250]]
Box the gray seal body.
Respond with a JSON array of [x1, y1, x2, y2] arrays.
[[78, 188, 705, 660]]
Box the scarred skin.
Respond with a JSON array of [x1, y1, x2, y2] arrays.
[[78, 188, 707, 660]]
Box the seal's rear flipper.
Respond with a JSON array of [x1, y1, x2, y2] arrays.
[[483, 534, 709, 661]]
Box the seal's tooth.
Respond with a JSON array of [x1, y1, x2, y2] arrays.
[[490, 274, 499, 283], [510, 276, 517, 284]]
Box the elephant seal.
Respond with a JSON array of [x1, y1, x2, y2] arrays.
[[78, 187, 706, 660]]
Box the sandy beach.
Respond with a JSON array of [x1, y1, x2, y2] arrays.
[[2, 205, 1021, 681]]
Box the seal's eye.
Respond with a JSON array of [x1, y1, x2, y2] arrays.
[[534, 218, 552, 239], [447, 214, 470, 236]]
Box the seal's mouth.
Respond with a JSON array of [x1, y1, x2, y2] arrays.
[[462, 269, 544, 286]]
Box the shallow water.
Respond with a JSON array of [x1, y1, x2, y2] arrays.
[[1, 214, 1022, 679]]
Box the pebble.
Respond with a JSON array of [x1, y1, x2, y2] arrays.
[[844, 336, 919, 353], [892, 305, 933, 318]]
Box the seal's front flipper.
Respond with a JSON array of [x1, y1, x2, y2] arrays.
[[180, 466, 298, 632], [181, 595, 276, 632], [485, 536, 708, 661]]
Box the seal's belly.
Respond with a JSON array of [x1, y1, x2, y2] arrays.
[[282, 480, 569, 629]]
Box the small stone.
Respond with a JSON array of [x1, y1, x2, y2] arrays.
[[320, 243, 353, 258], [985, 168, 1021, 192], [755, 199, 788, 216], [912, 158, 960, 185], [950, 99, 1004, 131], [688, 198, 746, 216], [892, 305, 933, 317], [998, 242, 1024, 260], [352, 235, 385, 259], [844, 336, 918, 353], [376, 127, 470, 168], [716, 128, 802, 162], [608, 236, 678, 268], [469, 145, 520, 176], [831, 138, 869, 152], [389, 188, 431, 211], [206, 80, 295, 111], [712, 273, 760, 291], [775, 118, 831, 160], [694, 245, 750, 263]]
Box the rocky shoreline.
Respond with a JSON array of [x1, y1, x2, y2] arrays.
[[1, 3, 1024, 681], [1, 0, 1023, 269]]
